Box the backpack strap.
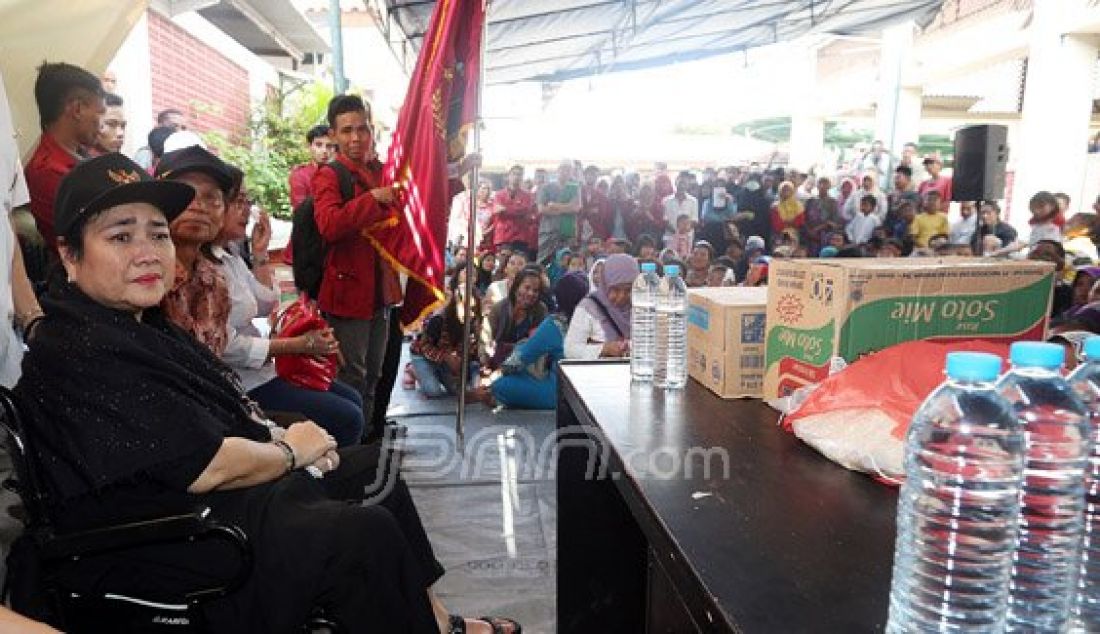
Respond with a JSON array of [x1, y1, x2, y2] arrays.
[[325, 160, 360, 202]]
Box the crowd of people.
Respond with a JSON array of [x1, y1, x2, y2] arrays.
[[411, 147, 1100, 408]]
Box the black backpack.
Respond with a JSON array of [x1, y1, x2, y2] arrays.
[[291, 161, 356, 299]]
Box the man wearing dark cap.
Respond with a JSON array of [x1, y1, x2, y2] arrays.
[[24, 62, 105, 250], [155, 145, 235, 355]]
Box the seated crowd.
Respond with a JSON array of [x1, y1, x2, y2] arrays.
[[416, 152, 1100, 408]]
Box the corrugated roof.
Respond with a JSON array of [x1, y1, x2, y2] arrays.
[[383, 0, 944, 85]]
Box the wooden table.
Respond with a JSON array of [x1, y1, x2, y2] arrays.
[[556, 361, 899, 633]]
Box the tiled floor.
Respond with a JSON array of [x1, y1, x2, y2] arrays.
[[387, 349, 558, 633]]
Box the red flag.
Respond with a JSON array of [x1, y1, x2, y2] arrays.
[[367, 0, 485, 329]]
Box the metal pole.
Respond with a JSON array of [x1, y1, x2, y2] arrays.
[[457, 0, 489, 449], [329, 0, 348, 94]]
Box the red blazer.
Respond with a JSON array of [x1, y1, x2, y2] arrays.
[[311, 154, 401, 319]]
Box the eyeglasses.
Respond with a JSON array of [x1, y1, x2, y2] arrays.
[[192, 191, 225, 211]]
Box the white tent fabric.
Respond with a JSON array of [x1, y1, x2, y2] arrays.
[[0, 0, 148, 157], [385, 0, 944, 85]]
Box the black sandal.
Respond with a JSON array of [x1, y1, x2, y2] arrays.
[[447, 614, 523, 634]]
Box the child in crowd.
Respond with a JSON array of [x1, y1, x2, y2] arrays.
[[981, 234, 1003, 256], [892, 201, 915, 241], [409, 272, 481, 398], [665, 213, 694, 260], [846, 194, 881, 246], [686, 240, 715, 288], [707, 263, 733, 287], [635, 234, 657, 260], [566, 253, 586, 273], [910, 191, 949, 248], [877, 239, 904, 258], [1027, 190, 1064, 247]]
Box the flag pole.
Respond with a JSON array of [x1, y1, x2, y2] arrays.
[[457, 0, 489, 450]]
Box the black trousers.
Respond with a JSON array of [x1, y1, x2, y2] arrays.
[[368, 306, 404, 438]]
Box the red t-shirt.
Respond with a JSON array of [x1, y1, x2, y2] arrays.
[[491, 187, 534, 247], [25, 133, 80, 248]]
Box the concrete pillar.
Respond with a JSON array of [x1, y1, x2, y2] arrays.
[[1014, 0, 1098, 226], [789, 115, 824, 173], [788, 45, 824, 171], [875, 21, 921, 157], [107, 13, 153, 158]]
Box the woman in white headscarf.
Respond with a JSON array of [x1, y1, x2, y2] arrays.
[[842, 171, 889, 224]]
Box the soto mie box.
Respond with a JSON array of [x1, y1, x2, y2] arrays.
[[763, 258, 1055, 400], [687, 287, 768, 398]]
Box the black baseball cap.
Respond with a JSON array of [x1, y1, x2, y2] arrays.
[[155, 145, 234, 193], [54, 153, 195, 238]]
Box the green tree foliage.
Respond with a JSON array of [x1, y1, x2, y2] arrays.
[[205, 82, 335, 220]]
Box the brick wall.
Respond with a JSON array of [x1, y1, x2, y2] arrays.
[[147, 11, 250, 139]]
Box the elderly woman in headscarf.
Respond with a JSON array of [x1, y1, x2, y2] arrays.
[[769, 181, 804, 248], [564, 253, 639, 359], [487, 271, 590, 410]]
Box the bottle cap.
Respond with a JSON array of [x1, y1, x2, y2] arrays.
[[1083, 336, 1100, 361], [945, 352, 1002, 382], [640, 262, 657, 273], [1009, 341, 1064, 369], [665, 264, 680, 276]]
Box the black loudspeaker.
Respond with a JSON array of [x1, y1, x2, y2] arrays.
[[951, 124, 1008, 201]]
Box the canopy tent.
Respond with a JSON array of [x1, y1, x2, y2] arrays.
[[381, 0, 944, 85], [0, 0, 148, 157]]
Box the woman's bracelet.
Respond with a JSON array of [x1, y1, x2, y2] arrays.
[[272, 439, 296, 472], [15, 308, 44, 330]]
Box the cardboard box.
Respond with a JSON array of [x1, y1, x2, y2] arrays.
[[763, 258, 1055, 400], [687, 287, 768, 398]]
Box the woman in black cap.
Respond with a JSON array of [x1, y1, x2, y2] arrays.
[[14, 153, 520, 633]]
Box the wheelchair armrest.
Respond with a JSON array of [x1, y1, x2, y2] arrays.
[[39, 506, 254, 601], [39, 506, 234, 560]]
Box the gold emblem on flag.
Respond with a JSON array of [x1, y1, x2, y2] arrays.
[[107, 169, 141, 184]]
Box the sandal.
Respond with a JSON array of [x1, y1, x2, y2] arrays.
[[447, 614, 522, 634], [402, 362, 417, 389]]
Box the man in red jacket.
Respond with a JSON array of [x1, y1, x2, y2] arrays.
[[491, 164, 534, 256], [24, 62, 104, 251], [311, 95, 399, 429]]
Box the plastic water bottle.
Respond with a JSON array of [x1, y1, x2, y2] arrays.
[[998, 342, 1089, 633], [653, 264, 687, 389], [630, 262, 659, 382], [1069, 336, 1100, 631], [886, 352, 1024, 633]]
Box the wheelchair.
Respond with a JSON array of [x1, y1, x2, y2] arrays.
[[0, 386, 341, 632]]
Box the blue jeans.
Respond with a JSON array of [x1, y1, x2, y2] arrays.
[[491, 373, 557, 410], [248, 377, 365, 447], [410, 356, 478, 398]]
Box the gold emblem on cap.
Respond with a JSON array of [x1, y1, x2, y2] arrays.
[[107, 169, 140, 184]]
